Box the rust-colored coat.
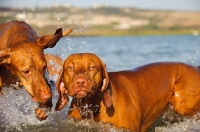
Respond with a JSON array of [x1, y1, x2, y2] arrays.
[[55, 53, 200, 131], [0, 20, 72, 120]]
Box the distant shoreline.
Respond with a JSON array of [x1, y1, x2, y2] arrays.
[[34, 26, 199, 37], [1, 6, 200, 37]]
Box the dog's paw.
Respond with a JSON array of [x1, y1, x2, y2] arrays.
[[35, 108, 48, 121]]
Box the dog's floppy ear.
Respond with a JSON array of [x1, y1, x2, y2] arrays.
[[98, 58, 113, 108], [37, 28, 73, 49], [101, 63, 109, 92], [56, 68, 63, 93], [55, 69, 69, 111], [0, 48, 11, 65]]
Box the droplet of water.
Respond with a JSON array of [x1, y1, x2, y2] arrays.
[[82, 41, 86, 44]]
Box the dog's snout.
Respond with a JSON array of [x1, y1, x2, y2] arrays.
[[74, 77, 88, 87]]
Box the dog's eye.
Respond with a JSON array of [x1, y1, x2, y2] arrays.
[[89, 66, 97, 71], [24, 70, 30, 74], [22, 70, 31, 76], [67, 66, 74, 71]]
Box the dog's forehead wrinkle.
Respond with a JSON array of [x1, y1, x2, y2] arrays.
[[68, 54, 99, 66], [11, 44, 45, 72], [67, 59, 88, 71], [20, 64, 34, 71], [25, 44, 46, 67]]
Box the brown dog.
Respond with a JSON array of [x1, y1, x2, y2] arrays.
[[55, 53, 200, 131], [0, 20, 72, 120]]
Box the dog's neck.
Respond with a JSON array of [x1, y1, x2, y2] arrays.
[[72, 83, 114, 119]]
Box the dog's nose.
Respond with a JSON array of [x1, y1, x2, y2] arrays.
[[74, 77, 88, 87]]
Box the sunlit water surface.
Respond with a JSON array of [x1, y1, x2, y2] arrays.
[[1, 35, 200, 132]]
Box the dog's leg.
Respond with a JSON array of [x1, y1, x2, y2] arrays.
[[172, 74, 200, 116], [35, 99, 53, 121]]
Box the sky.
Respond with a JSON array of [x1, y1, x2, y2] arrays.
[[0, 0, 200, 12]]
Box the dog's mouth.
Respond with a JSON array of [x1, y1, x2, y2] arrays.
[[73, 88, 93, 98], [29, 94, 37, 102], [76, 90, 87, 98], [29, 93, 52, 104]]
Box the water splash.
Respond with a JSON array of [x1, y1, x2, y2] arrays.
[[155, 116, 200, 132], [0, 86, 131, 132], [50, 113, 131, 132], [0, 87, 41, 131], [72, 24, 87, 32], [2, 86, 200, 131]]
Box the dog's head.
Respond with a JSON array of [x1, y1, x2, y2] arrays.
[[55, 53, 111, 110], [0, 28, 72, 106]]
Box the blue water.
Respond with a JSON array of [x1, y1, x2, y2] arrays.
[[1, 35, 200, 132], [45, 35, 200, 72]]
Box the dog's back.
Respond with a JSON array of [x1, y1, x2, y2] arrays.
[[99, 62, 200, 131], [0, 20, 37, 49]]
